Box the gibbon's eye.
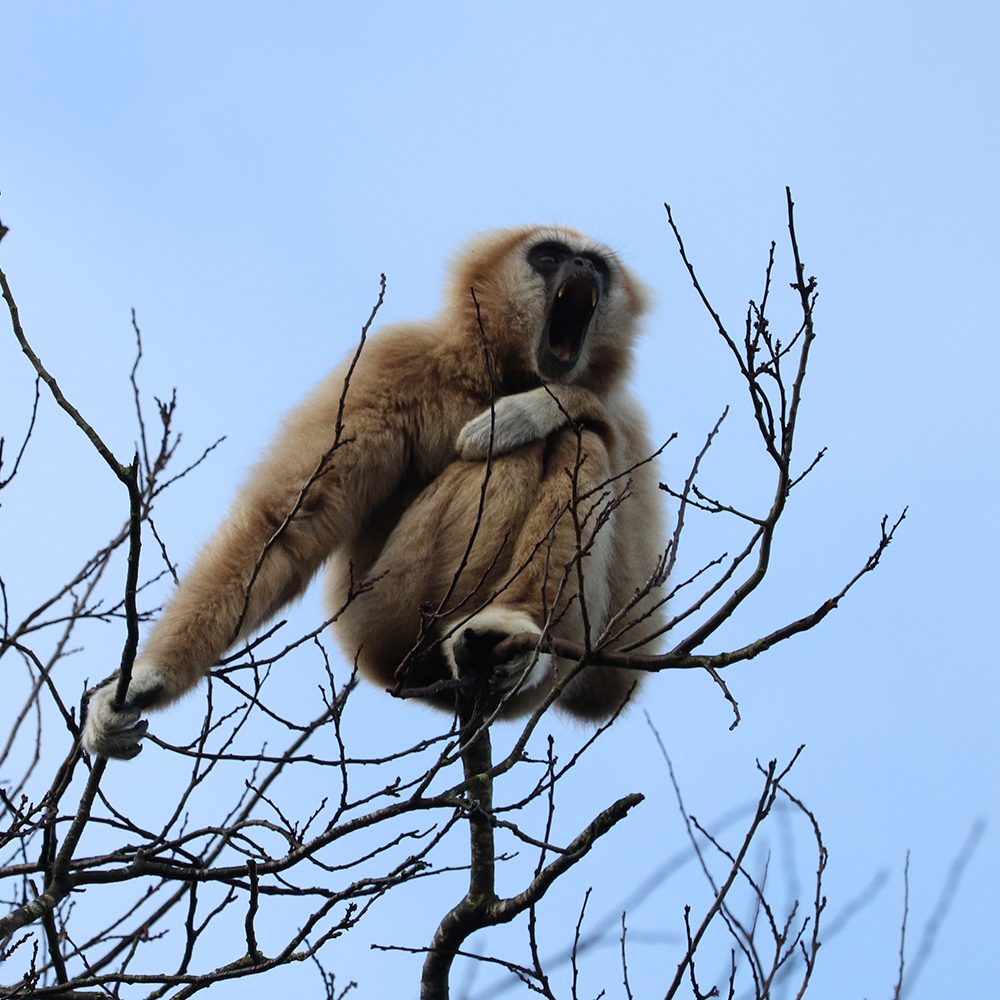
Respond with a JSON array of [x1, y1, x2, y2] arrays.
[[529, 242, 613, 291], [528, 241, 571, 273]]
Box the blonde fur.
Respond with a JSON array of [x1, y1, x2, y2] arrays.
[[83, 226, 665, 758]]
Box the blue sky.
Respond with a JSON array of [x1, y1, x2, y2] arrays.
[[2, 3, 998, 997]]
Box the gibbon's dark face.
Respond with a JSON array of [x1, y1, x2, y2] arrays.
[[528, 241, 611, 381]]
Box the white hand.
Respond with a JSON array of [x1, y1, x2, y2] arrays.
[[82, 659, 165, 760], [457, 395, 545, 459]]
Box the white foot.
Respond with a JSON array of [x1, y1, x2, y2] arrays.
[[443, 607, 550, 696]]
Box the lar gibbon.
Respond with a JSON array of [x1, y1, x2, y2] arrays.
[[83, 226, 666, 759]]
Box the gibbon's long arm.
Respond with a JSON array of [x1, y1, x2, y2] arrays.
[[81, 377, 598, 757], [83, 359, 414, 759]]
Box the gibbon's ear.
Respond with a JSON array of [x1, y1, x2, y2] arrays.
[[82, 660, 169, 759]]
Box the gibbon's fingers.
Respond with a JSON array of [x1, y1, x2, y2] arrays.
[[489, 650, 551, 699], [443, 607, 551, 697], [82, 660, 167, 759], [82, 689, 147, 759]]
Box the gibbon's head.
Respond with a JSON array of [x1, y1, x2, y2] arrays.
[[446, 226, 650, 392]]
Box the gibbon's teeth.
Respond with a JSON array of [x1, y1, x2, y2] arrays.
[[557, 284, 565, 299], [591, 289, 597, 307]]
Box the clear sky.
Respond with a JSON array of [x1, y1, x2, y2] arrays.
[[2, 3, 998, 997]]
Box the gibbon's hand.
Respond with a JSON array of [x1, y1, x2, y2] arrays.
[[82, 660, 166, 760], [443, 607, 551, 697], [457, 388, 560, 460]]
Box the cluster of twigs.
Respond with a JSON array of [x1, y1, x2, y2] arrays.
[[0, 193, 914, 998], [496, 192, 906, 732]]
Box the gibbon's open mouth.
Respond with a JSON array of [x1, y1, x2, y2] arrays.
[[544, 273, 599, 367]]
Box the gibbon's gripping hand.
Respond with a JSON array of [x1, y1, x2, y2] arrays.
[[443, 607, 551, 698], [82, 660, 166, 760], [457, 388, 566, 460]]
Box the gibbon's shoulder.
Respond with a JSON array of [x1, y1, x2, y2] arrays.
[[288, 319, 441, 412]]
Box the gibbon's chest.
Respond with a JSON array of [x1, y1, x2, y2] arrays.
[[407, 393, 479, 473]]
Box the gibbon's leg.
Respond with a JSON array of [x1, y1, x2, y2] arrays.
[[83, 378, 413, 759], [330, 444, 549, 711], [334, 386, 615, 714], [444, 426, 641, 720]]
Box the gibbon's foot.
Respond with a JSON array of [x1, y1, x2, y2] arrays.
[[82, 660, 165, 760], [443, 607, 551, 698]]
